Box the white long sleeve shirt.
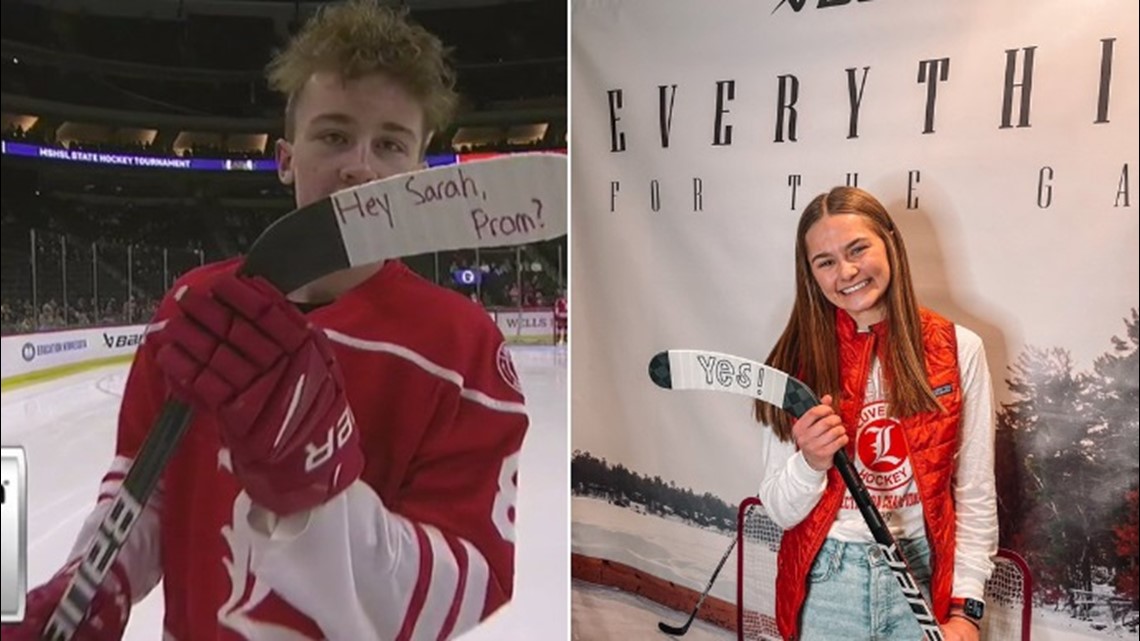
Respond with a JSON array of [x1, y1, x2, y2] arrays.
[[757, 325, 998, 600]]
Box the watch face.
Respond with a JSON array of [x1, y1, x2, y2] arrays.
[[964, 598, 985, 620]]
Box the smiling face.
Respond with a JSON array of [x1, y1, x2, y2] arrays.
[[275, 70, 428, 209], [804, 212, 892, 328]]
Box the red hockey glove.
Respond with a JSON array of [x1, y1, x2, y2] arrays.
[[0, 561, 130, 641], [150, 273, 364, 516]]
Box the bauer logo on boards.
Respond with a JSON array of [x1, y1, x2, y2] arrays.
[[1, 447, 27, 623]]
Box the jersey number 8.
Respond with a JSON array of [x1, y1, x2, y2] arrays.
[[492, 451, 520, 543]]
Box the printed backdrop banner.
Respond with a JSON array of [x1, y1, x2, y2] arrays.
[[571, 0, 1139, 639]]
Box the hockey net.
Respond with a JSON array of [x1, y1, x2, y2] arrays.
[[736, 497, 1032, 641]]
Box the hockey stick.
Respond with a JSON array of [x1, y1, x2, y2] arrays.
[[41, 153, 567, 641], [647, 349, 945, 641], [657, 502, 756, 637]]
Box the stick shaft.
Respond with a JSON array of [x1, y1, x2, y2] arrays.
[[649, 350, 944, 640], [658, 512, 743, 636]]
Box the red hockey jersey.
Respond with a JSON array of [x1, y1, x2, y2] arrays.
[[73, 259, 528, 640]]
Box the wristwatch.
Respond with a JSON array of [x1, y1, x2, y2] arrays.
[[951, 597, 985, 626]]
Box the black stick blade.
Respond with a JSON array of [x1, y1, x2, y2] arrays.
[[648, 351, 673, 388], [658, 620, 692, 636], [241, 198, 347, 292], [781, 377, 821, 419]]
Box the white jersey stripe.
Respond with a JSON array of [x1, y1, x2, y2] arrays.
[[98, 479, 123, 498], [460, 388, 527, 415], [450, 539, 490, 637], [411, 525, 460, 641], [324, 330, 526, 415], [375, 508, 422, 641], [325, 330, 463, 384], [106, 455, 132, 476], [67, 456, 165, 606], [99, 457, 164, 513]]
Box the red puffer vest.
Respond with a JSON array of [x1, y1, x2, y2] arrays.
[[774, 307, 962, 640]]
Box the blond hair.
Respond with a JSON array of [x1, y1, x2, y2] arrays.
[[755, 187, 941, 441], [267, 0, 459, 141]]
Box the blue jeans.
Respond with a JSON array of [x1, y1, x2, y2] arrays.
[[798, 538, 934, 641]]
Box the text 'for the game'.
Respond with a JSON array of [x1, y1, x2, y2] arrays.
[[1, 447, 27, 623]]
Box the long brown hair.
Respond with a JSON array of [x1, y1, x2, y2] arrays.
[[755, 187, 940, 441]]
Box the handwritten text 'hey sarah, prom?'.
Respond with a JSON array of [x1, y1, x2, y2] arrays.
[[330, 168, 546, 242]]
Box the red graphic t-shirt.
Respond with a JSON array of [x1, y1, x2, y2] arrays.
[[831, 359, 926, 541]]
